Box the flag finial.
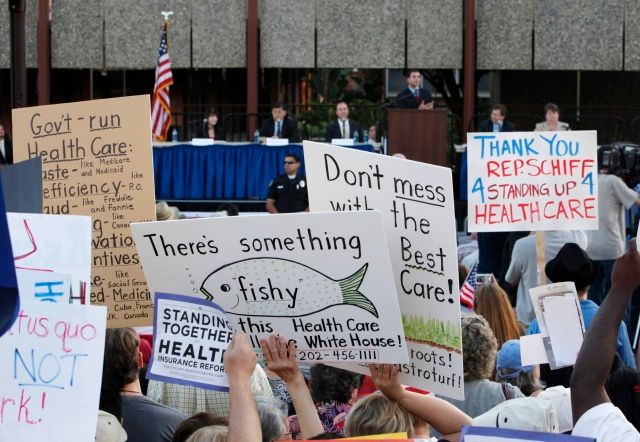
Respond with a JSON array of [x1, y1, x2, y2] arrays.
[[160, 11, 174, 22]]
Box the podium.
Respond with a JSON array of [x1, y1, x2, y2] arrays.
[[387, 108, 449, 166]]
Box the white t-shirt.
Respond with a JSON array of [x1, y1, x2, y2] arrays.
[[572, 403, 640, 441], [586, 174, 639, 260], [505, 230, 588, 325]]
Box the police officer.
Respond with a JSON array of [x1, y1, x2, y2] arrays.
[[266, 154, 309, 213]]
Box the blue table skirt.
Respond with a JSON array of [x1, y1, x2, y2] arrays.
[[153, 143, 375, 200]]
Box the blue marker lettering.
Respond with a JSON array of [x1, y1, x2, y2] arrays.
[[471, 177, 486, 203], [581, 172, 594, 195], [473, 134, 496, 159], [34, 281, 65, 303]]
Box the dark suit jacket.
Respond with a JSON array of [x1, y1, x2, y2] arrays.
[[261, 116, 301, 142], [324, 119, 363, 142], [0, 136, 12, 165], [196, 121, 225, 141], [478, 118, 515, 133], [395, 88, 432, 109]]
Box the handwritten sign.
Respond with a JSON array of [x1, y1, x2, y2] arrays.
[[303, 141, 463, 400], [132, 211, 409, 364], [148, 293, 234, 391], [16, 270, 72, 304], [8, 213, 91, 304], [0, 303, 107, 441], [467, 131, 598, 232], [12, 96, 157, 326]]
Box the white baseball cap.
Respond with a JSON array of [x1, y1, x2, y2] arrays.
[[472, 397, 559, 433], [95, 410, 127, 442], [537, 386, 573, 433]]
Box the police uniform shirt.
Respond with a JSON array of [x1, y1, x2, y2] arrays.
[[267, 174, 308, 213]]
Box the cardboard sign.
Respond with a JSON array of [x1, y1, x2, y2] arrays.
[[303, 141, 463, 400], [0, 303, 107, 441], [12, 96, 157, 326], [148, 293, 234, 391], [0, 157, 43, 213], [16, 270, 72, 304], [0, 178, 19, 337], [132, 211, 409, 363], [8, 213, 91, 304], [467, 131, 598, 232], [461, 426, 594, 441]]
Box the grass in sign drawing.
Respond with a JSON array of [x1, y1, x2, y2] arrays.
[[402, 314, 462, 352]]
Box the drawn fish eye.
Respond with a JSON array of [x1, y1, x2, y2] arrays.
[[220, 284, 231, 293]]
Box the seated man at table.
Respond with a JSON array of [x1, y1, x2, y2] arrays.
[[266, 154, 308, 214], [261, 102, 301, 142], [395, 69, 433, 110], [477, 104, 515, 133], [325, 101, 363, 143]]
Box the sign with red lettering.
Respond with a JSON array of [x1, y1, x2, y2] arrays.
[[0, 303, 106, 441], [467, 131, 598, 232]]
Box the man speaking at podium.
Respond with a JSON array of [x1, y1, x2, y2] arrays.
[[395, 69, 433, 110]]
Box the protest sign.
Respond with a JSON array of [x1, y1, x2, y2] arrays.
[[0, 157, 43, 213], [467, 131, 598, 232], [132, 211, 409, 363], [461, 426, 594, 441], [8, 213, 91, 304], [12, 96, 157, 326], [0, 302, 107, 441], [303, 141, 463, 400], [0, 177, 19, 337], [16, 269, 72, 305], [527, 282, 585, 369], [148, 293, 234, 390]]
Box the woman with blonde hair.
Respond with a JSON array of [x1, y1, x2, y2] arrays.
[[185, 425, 227, 442], [474, 282, 523, 347], [345, 365, 471, 440], [344, 393, 414, 437]]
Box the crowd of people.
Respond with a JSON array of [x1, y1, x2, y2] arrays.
[[97, 236, 640, 441], [4, 68, 640, 442], [96, 149, 640, 441]]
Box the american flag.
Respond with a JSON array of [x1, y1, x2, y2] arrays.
[[460, 262, 478, 309], [151, 21, 173, 141]]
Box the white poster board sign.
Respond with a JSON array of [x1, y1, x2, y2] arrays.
[[148, 293, 233, 390], [303, 141, 463, 400], [8, 213, 91, 303], [0, 303, 107, 441], [16, 269, 72, 304], [528, 282, 585, 369], [132, 211, 409, 364], [467, 131, 598, 232]]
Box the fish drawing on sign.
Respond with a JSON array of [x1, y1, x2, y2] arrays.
[[200, 258, 378, 318]]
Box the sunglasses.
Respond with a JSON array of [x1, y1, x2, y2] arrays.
[[283, 161, 296, 164]]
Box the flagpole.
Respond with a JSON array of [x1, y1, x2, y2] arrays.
[[151, 11, 175, 141]]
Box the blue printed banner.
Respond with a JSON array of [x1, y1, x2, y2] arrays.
[[147, 292, 234, 391], [467, 131, 598, 232], [461, 426, 595, 441]]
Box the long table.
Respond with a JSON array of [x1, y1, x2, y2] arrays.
[[153, 142, 375, 200]]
